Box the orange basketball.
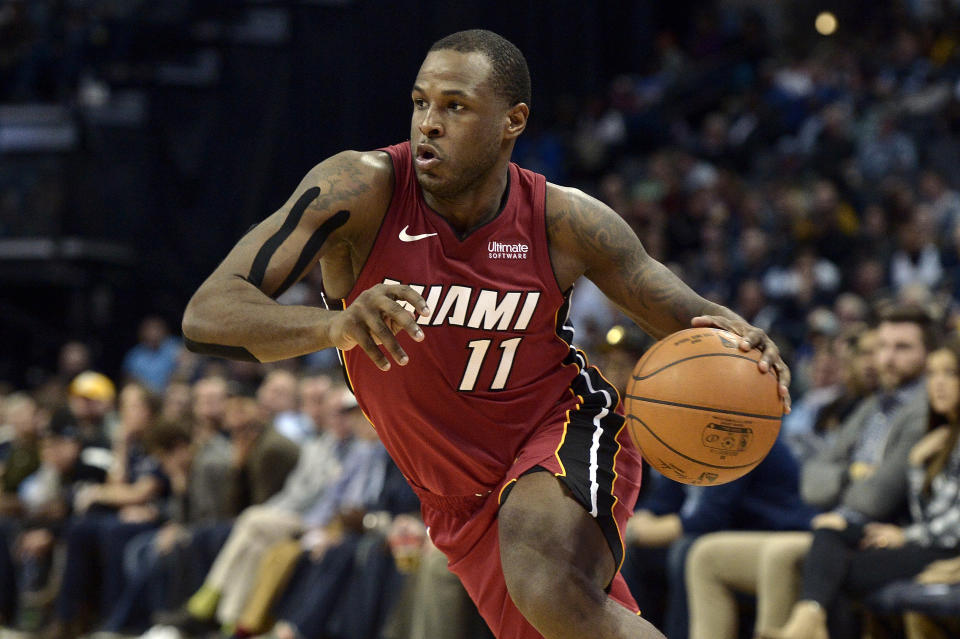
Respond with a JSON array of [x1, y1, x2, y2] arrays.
[[624, 327, 783, 486]]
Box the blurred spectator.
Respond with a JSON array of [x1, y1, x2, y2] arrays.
[[850, 257, 890, 304], [782, 324, 876, 465], [833, 293, 869, 329], [160, 381, 192, 425], [186, 376, 234, 524], [44, 382, 171, 639], [763, 247, 841, 311], [5, 416, 108, 628], [890, 204, 944, 294], [733, 278, 780, 336], [48, 371, 116, 458], [0, 393, 41, 509], [622, 437, 817, 639], [257, 370, 313, 445], [791, 307, 841, 398], [122, 316, 183, 394], [262, 398, 418, 639], [782, 334, 843, 464], [918, 169, 960, 237], [730, 226, 775, 284], [807, 179, 859, 269], [801, 304, 931, 522], [221, 395, 300, 514], [774, 339, 960, 639], [55, 342, 92, 388], [857, 112, 919, 180], [97, 420, 196, 635], [804, 102, 856, 186], [181, 388, 356, 629]]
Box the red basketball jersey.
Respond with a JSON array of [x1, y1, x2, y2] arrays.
[[340, 141, 617, 497]]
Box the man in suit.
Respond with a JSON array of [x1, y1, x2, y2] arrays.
[[801, 303, 932, 525]]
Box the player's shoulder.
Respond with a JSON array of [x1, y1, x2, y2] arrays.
[[545, 181, 616, 229], [305, 149, 394, 198]]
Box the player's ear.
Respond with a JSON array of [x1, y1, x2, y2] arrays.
[[504, 102, 529, 140]]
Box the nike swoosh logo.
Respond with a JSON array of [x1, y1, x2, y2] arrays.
[[399, 225, 438, 242]]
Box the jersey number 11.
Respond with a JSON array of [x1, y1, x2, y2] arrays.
[[459, 337, 522, 392]]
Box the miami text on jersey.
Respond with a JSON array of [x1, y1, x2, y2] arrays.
[[383, 278, 541, 331]]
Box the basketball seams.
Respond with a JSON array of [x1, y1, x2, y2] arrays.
[[631, 352, 762, 381], [624, 394, 782, 421], [632, 334, 671, 376]]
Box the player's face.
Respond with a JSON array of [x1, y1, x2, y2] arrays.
[[874, 321, 927, 391], [410, 50, 511, 199], [927, 348, 960, 418]]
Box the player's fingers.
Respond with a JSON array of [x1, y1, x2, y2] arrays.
[[350, 324, 392, 371], [740, 326, 768, 352], [771, 359, 792, 414], [691, 315, 731, 331], [692, 316, 756, 351], [364, 312, 409, 366], [381, 284, 431, 317], [382, 300, 426, 343]]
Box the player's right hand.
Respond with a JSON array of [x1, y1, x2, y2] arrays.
[[328, 283, 430, 370]]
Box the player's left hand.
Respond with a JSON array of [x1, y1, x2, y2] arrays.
[[691, 315, 791, 414]]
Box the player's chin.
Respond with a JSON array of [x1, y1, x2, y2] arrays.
[[415, 171, 451, 194]]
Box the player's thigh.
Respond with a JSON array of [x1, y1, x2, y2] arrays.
[[498, 470, 615, 594]]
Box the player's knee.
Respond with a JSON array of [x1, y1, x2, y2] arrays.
[[500, 524, 607, 625]]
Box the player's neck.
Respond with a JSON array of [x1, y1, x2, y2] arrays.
[[423, 167, 509, 237]]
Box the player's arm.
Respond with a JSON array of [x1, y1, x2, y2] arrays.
[[182, 150, 428, 367], [545, 184, 791, 410]]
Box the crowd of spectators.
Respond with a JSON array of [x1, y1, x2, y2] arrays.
[[5, 1, 960, 638]]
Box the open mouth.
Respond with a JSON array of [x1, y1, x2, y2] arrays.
[[415, 145, 441, 170]]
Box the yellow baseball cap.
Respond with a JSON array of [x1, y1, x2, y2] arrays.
[[69, 371, 116, 402]]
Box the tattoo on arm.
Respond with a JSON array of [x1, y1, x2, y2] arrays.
[[271, 210, 350, 298], [246, 155, 372, 298], [248, 186, 319, 289], [552, 194, 709, 328], [245, 186, 352, 299]]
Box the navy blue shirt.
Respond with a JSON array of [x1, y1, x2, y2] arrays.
[[638, 436, 818, 534]]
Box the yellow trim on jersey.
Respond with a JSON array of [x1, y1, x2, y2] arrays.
[[609, 421, 628, 574], [340, 351, 378, 431], [553, 388, 582, 478], [498, 478, 517, 505], [554, 415, 570, 478]]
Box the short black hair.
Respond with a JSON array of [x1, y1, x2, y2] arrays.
[[429, 29, 531, 107]]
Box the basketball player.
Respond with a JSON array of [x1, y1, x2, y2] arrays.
[[182, 29, 790, 639]]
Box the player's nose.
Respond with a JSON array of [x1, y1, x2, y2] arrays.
[[418, 108, 443, 138]]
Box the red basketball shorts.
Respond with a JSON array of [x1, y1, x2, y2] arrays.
[[416, 407, 644, 639]]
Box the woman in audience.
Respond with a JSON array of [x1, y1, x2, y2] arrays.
[[42, 383, 171, 639], [771, 337, 960, 639]]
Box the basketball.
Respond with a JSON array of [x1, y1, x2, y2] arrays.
[[624, 327, 783, 486]]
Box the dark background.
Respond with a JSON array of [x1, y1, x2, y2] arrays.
[[0, 0, 927, 386]]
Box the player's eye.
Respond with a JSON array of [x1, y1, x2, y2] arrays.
[[413, 98, 427, 109], [448, 102, 464, 111]]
